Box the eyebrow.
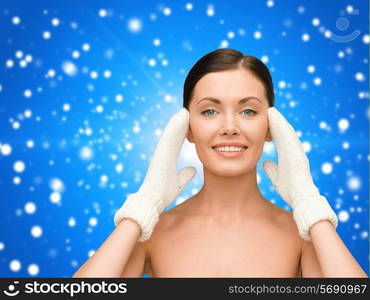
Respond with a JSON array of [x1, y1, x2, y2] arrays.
[[196, 96, 261, 105]]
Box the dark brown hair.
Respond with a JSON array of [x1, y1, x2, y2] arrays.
[[183, 48, 275, 109]]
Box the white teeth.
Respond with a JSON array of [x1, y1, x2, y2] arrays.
[[214, 146, 246, 152]]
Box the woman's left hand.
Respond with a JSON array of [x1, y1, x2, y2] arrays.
[[262, 107, 338, 240]]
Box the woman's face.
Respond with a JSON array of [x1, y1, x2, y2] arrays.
[[187, 68, 272, 177]]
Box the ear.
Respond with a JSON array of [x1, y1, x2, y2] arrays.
[[186, 125, 194, 143], [265, 126, 272, 142]]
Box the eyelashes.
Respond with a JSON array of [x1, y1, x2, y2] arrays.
[[200, 109, 257, 117]]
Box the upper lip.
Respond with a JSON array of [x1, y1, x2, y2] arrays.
[[212, 143, 248, 148]]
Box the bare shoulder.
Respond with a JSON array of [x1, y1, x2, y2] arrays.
[[145, 199, 191, 248], [268, 202, 303, 241], [134, 208, 181, 277], [281, 215, 323, 277], [270, 203, 295, 226], [152, 200, 190, 233], [267, 202, 304, 275]]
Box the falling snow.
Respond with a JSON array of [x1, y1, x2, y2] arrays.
[[0, 0, 368, 278]]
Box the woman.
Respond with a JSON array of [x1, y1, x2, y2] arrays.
[[73, 49, 368, 278]]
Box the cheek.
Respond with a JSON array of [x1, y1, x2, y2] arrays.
[[241, 116, 269, 142], [189, 117, 214, 142]]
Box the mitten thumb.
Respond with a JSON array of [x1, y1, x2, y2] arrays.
[[263, 160, 279, 190], [177, 166, 197, 193]]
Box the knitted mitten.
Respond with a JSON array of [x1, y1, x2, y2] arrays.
[[263, 107, 338, 240], [114, 108, 196, 241]]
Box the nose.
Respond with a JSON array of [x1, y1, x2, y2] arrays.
[[219, 114, 241, 136]]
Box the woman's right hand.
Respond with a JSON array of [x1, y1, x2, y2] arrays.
[[114, 108, 197, 241]]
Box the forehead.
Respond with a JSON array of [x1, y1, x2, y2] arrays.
[[192, 69, 266, 103]]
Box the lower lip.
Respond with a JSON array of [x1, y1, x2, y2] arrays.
[[212, 147, 248, 158]]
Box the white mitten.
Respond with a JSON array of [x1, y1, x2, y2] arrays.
[[263, 107, 338, 240], [114, 108, 197, 241]]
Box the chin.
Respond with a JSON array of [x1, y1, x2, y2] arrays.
[[204, 162, 257, 177]]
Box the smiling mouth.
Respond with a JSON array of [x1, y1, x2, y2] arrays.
[[212, 146, 248, 153]]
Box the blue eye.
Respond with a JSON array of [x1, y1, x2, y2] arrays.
[[201, 109, 217, 117], [201, 109, 257, 117], [242, 109, 256, 117]]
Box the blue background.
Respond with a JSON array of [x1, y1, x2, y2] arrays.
[[0, 0, 368, 277]]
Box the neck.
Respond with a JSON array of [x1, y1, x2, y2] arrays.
[[193, 166, 271, 223]]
